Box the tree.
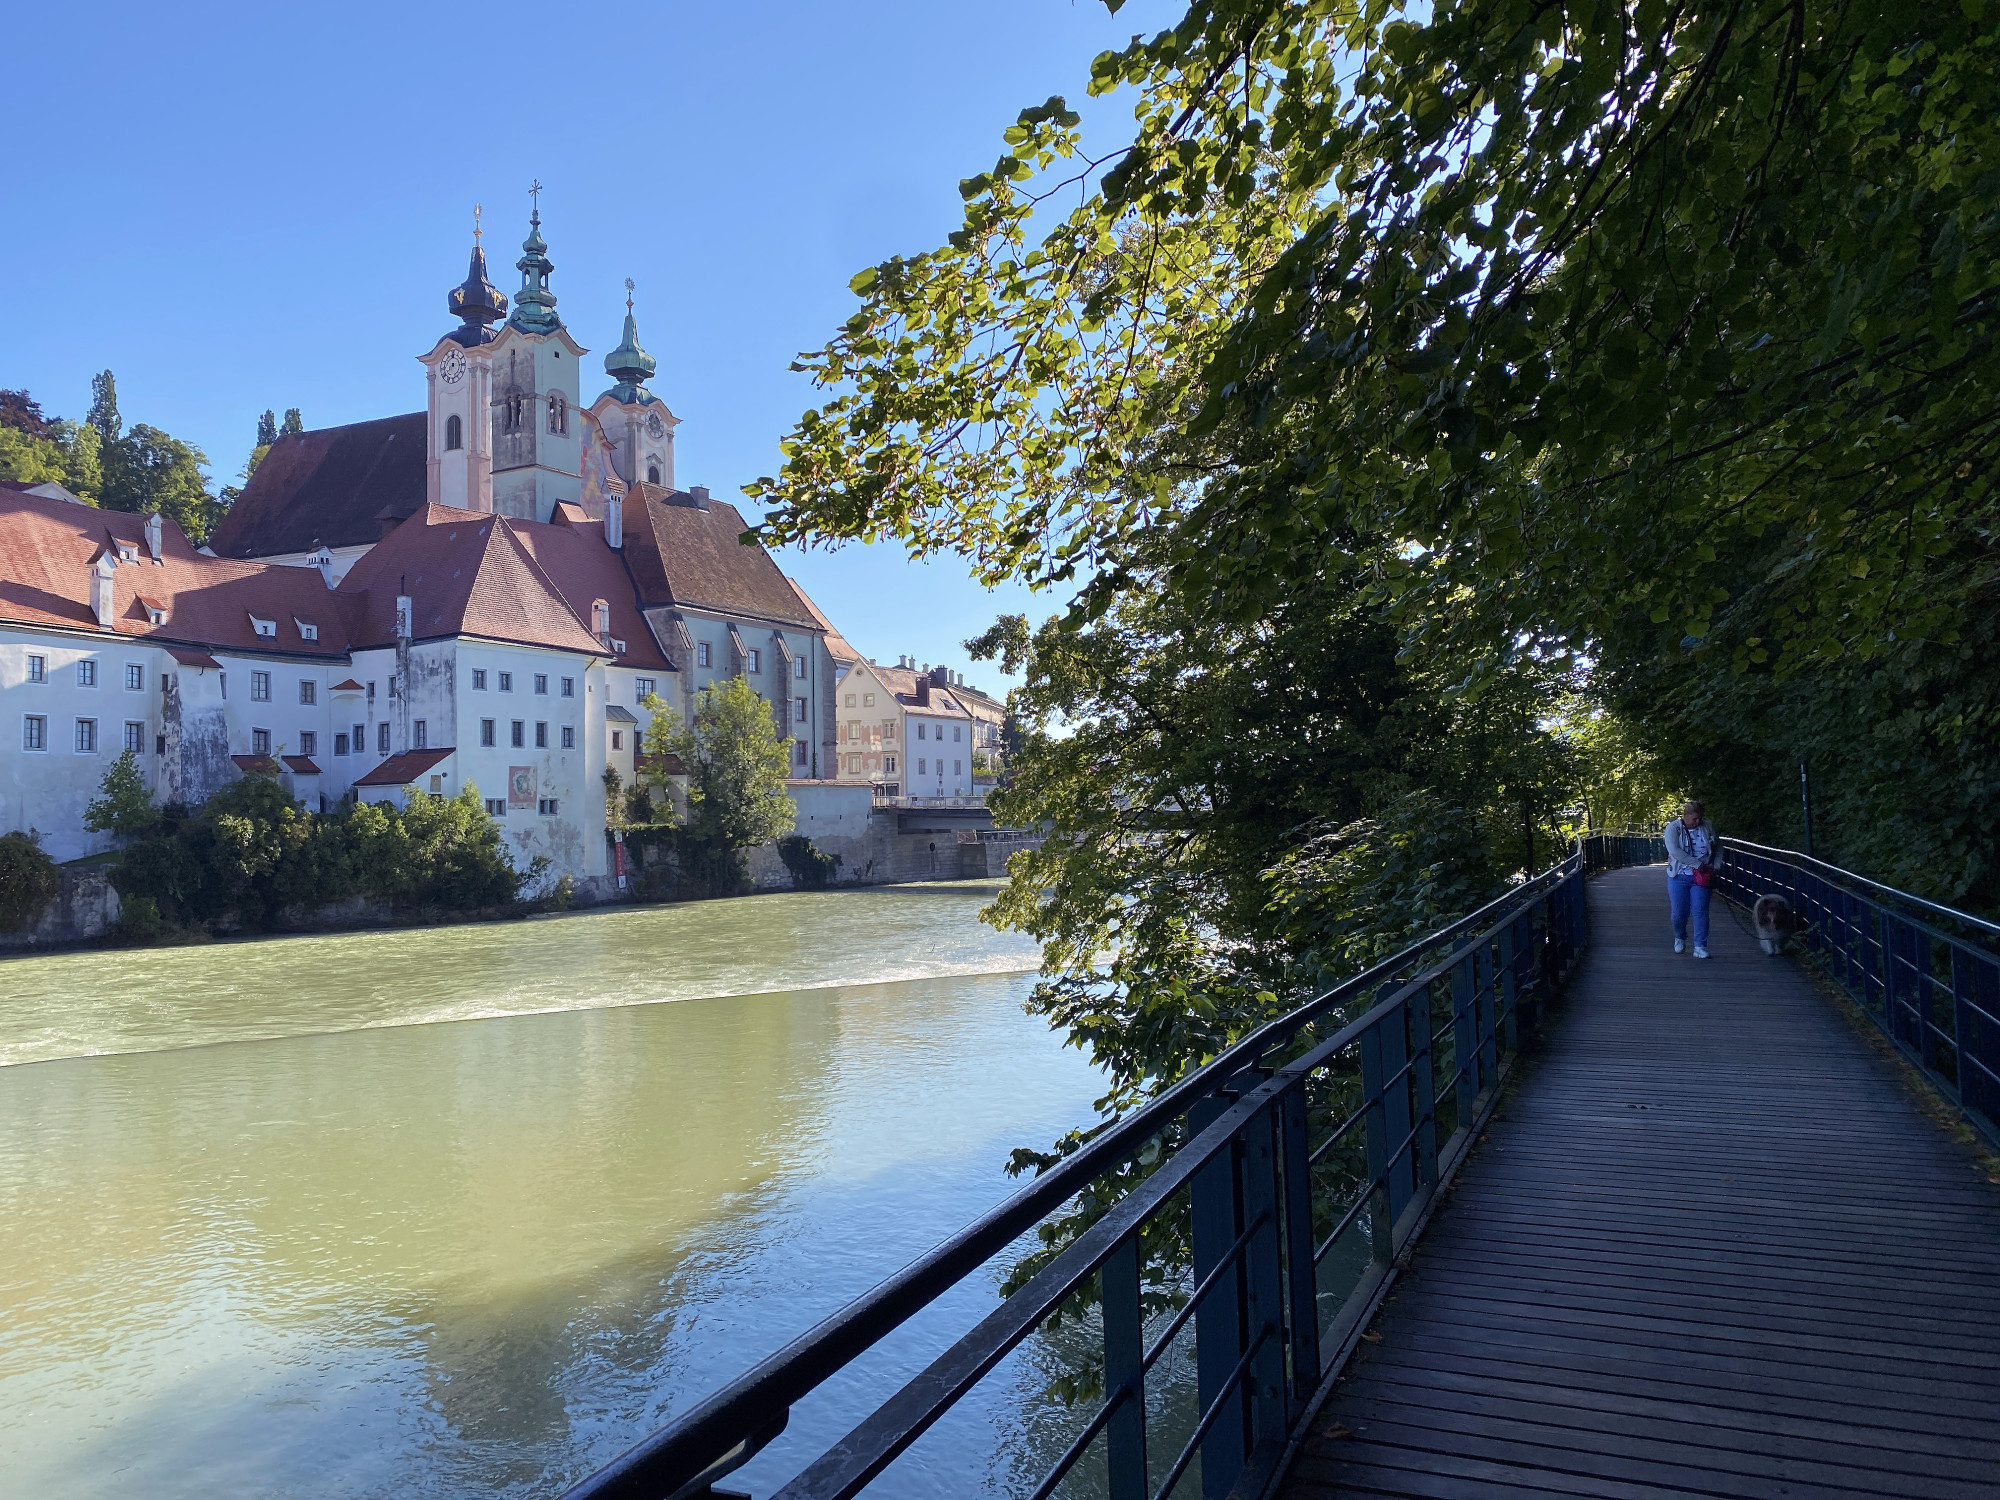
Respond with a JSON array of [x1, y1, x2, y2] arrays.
[[84, 750, 159, 840], [0, 426, 67, 488], [104, 424, 220, 541], [0, 831, 60, 933], [86, 370, 120, 446], [280, 407, 304, 437], [643, 680, 794, 893], [256, 409, 278, 449], [50, 420, 102, 503], [0, 390, 51, 439]]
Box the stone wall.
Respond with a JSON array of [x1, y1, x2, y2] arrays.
[[0, 865, 121, 950]]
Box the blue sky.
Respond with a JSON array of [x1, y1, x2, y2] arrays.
[[7, 0, 1173, 693]]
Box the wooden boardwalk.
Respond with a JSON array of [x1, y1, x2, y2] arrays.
[[1277, 864, 2000, 1499]]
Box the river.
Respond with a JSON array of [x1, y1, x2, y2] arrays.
[[0, 883, 1125, 1498]]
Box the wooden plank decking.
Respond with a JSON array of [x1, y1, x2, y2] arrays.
[[1277, 864, 2000, 1499]]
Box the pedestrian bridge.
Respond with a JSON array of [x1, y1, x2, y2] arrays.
[[567, 838, 2000, 1500]]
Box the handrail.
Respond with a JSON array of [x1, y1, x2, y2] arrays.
[[564, 847, 1611, 1500], [1721, 836, 2000, 941]]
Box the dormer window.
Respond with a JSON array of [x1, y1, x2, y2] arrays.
[[117, 543, 138, 564], [137, 597, 167, 625], [250, 615, 277, 638], [294, 618, 319, 642], [445, 414, 462, 451]]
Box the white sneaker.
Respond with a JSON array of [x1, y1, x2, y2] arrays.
[[1693, 946, 1709, 959], [1674, 938, 1685, 954]]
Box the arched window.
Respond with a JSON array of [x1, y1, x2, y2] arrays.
[[647, 464, 660, 484], [548, 392, 567, 435], [445, 414, 462, 451]]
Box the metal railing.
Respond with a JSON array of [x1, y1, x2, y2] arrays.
[[1715, 838, 2000, 1145], [1580, 826, 1667, 872], [564, 852, 1596, 1500]]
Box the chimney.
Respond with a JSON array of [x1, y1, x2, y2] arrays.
[[593, 599, 613, 649], [605, 493, 623, 550], [395, 593, 413, 642], [915, 677, 931, 707], [930, 665, 949, 688], [144, 512, 163, 562], [310, 544, 336, 588], [90, 550, 116, 628], [690, 485, 710, 511]]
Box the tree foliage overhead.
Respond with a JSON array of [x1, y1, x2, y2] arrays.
[[754, 0, 1997, 683]]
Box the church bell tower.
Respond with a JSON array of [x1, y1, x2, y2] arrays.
[[486, 189, 587, 521], [418, 210, 507, 512]]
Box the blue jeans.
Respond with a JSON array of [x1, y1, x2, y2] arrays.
[[1668, 872, 1710, 948]]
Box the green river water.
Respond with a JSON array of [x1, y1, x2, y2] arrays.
[[0, 883, 1125, 1498]]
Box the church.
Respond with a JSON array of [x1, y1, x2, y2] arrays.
[[0, 209, 842, 889]]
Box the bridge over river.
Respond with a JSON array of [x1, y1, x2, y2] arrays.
[[572, 839, 2000, 1500]]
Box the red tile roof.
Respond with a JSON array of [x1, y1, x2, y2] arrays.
[[0, 489, 356, 657], [354, 748, 455, 787], [232, 754, 281, 774], [621, 485, 818, 628], [331, 678, 364, 691], [166, 647, 223, 669], [282, 755, 323, 774], [207, 413, 427, 560]]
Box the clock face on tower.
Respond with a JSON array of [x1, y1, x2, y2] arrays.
[[646, 412, 665, 439], [438, 348, 467, 385]]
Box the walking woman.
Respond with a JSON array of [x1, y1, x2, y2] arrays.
[[1664, 799, 1721, 958]]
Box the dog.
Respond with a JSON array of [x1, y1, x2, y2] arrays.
[[1753, 894, 1805, 955]]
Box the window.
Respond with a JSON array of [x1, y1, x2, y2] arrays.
[[124, 664, 144, 691], [847, 754, 861, 773], [534, 674, 548, 695], [296, 620, 319, 642], [954, 725, 962, 742], [561, 677, 575, 698], [535, 722, 548, 748], [387, 677, 397, 698], [795, 656, 807, 679], [845, 693, 856, 707], [481, 719, 496, 747], [794, 697, 807, 722], [863, 693, 875, 707], [747, 648, 762, 674], [251, 671, 271, 702], [300, 680, 317, 705], [251, 728, 270, 756], [485, 798, 506, 816], [918, 757, 927, 775], [430, 775, 444, 794], [472, 669, 488, 690], [608, 729, 621, 750], [122, 721, 144, 753], [634, 677, 654, 700], [353, 722, 365, 751], [77, 659, 96, 688], [795, 740, 808, 766], [378, 722, 391, 753], [23, 715, 45, 751], [547, 392, 567, 435], [955, 760, 963, 775], [445, 413, 463, 450], [74, 718, 97, 753], [335, 732, 350, 756], [538, 797, 560, 816], [885, 754, 897, 773], [26, 655, 45, 683], [300, 731, 318, 757], [917, 723, 927, 741], [647, 464, 660, 484], [251, 616, 277, 638], [498, 672, 513, 692], [367, 681, 375, 701], [563, 726, 576, 749], [697, 642, 711, 668], [847, 722, 858, 742], [511, 721, 524, 748], [413, 720, 428, 749]]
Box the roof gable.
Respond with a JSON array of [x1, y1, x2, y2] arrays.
[[207, 412, 427, 560], [621, 485, 819, 629]]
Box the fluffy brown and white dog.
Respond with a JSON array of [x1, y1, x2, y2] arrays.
[[1753, 894, 1805, 955]]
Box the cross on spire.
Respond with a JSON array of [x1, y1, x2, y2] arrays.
[[473, 202, 482, 246], [529, 179, 543, 221], [626, 277, 635, 313]]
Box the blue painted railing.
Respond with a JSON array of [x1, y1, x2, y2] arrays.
[[1716, 838, 2000, 1146], [564, 849, 1616, 1500]]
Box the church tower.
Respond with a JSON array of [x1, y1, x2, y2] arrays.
[[588, 282, 680, 492], [487, 195, 587, 521], [418, 217, 507, 512]]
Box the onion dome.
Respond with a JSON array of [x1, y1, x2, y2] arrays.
[[445, 238, 507, 347], [602, 281, 658, 404], [509, 203, 563, 336]]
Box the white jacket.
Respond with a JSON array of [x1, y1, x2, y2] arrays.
[[1664, 818, 1721, 878]]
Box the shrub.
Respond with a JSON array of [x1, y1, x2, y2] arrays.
[[778, 833, 838, 890], [84, 750, 160, 840], [0, 831, 59, 933]]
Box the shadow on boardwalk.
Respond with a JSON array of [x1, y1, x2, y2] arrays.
[[1278, 864, 2000, 1499]]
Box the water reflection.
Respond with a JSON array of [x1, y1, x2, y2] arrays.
[[0, 888, 1104, 1499]]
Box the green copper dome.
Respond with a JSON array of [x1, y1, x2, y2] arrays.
[[602, 297, 658, 405], [508, 208, 563, 336]]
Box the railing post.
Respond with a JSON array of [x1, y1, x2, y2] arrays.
[[1380, 988, 1415, 1224], [1453, 954, 1478, 1133], [1238, 1106, 1288, 1479], [1101, 1234, 1148, 1500], [1278, 1079, 1321, 1421], [1474, 942, 1499, 1091], [1410, 984, 1440, 1189], [1359, 1020, 1394, 1267], [1187, 1096, 1247, 1500], [1498, 923, 1520, 1052]]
